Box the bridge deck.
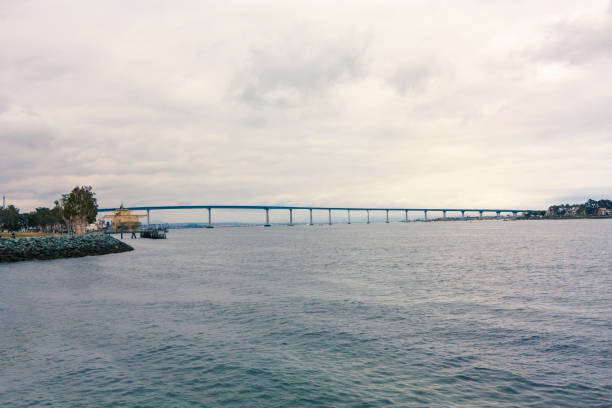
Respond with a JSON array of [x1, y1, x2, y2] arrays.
[[98, 205, 533, 213]]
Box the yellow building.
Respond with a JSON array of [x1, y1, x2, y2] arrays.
[[103, 205, 146, 232]]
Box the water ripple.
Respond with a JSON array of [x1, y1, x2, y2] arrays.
[[1, 221, 611, 406]]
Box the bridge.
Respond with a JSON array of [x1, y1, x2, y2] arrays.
[[97, 205, 535, 228]]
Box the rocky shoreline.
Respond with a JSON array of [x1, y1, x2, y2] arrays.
[[0, 233, 133, 263]]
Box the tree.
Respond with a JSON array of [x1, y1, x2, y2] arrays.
[[0, 205, 24, 231], [50, 205, 66, 232], [25, 207, 62, 232], [584, 199, 599, 215], [23, 211, 38, 230], [597, 199, 612, 209], [56, 186, 98, 234]]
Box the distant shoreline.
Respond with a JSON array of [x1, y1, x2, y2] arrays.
[[524, 216, 612, 221]]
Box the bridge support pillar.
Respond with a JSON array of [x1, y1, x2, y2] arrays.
[[424, 210, 428, 221], [328, 209, 332, 225], [479, 210, 483, 219], [405, 210, 408, 223], [367, 210, 370, 224], [496, 211, 501, 219], [207, 208, 214, 228], [461, 210, 465, 219], [147, 209, 150, 228], [289, 209, 293, 226], [347, 210, 351, 224], [265, 208, 271, 227], [443, 210, 447, 219], [514, 211, 519, 218], [309, 209, 313, 225], [386, 210, 389, 223]]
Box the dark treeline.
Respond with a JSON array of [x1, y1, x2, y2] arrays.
[[546, 198, 612, 217], [0, 205, 64, 232], [0, 186, 98, 233]]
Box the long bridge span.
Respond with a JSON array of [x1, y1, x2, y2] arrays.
[[98, 205, 535, 228]]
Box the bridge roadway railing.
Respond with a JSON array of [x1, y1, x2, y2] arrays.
[[98, 205, 535, 228]]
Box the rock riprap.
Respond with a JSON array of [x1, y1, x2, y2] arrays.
[[0, 233, 133, 263]]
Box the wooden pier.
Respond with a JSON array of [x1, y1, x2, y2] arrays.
[[109, 228, 167, 239], [140, 228, 167, 239]]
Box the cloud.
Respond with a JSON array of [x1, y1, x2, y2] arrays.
[[529, 5, 612, 64], [386, 64, 437, 95], [233, 32, 368, 107], [0, 0, 611, 217]]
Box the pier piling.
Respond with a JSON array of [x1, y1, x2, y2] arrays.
[[207, 208, 213, 228], [265, 208, 271, 227]]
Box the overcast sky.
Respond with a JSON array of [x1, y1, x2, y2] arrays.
[[1, 0, 611, 215]]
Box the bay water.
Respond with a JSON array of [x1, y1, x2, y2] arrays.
[[1, 220, 611, 406]]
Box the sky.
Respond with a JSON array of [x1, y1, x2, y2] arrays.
[[1, 0, 611, 221]]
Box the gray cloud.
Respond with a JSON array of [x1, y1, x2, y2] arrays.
[[530, 5, 612, 64], [386, 64, 437, 95], [233, 33, 368, 107], [0, 0, 611, 216]]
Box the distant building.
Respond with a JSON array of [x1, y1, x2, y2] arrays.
[[546, 206, 566, 216], [597, 208, 611, 216], [102, 205, 146, 231]]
